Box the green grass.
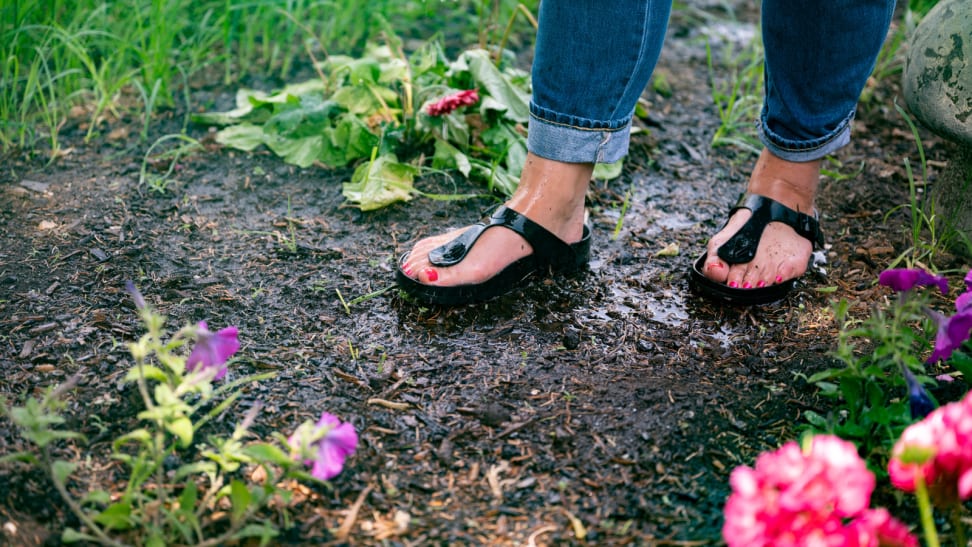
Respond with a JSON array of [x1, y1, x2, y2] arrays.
[[1, 0, 538, 158]]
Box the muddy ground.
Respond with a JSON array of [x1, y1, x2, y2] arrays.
[[1, 2, 969, 546]]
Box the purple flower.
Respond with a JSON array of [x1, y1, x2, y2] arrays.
[[288, 412, 358, 480], [957, 290, 972, 312], [878, 268, 949, 295], [965, 270, 972, 292], [900, 365, 936, 419], [125, 280, 147, 310], [927, 308, 972, 364], [186, 321, 239, 380]]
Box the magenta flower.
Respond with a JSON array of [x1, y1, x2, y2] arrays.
[[186, 321, 239, 381], [723, 435, 880, 546], [878, 268, 949, 295], [848, 508, 918, 547], [889, 391, 972, 506], [288, 412, 358, 480], [425, 89, 479, 116], [927, 308, 972, 364]]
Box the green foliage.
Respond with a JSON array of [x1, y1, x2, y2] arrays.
[[0, 293, 331, 545], [803, 296, 935, 474], [194, 43, 533, 210], [884, 103, 960, 270], [706, 35, 764, 156], [1, 0, 539, 157]]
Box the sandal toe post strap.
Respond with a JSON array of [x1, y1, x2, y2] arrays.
[[427, 206, 577, 269], [716, 194, 824, 265]]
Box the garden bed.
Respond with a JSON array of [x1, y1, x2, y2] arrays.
[[1, 2, 968, 545]]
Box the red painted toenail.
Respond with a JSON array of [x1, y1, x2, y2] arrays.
[[775, 275, 783, 284], [757, 280, 766, 288], [403, 266, 412, 276], [425, 268, 438, 282], [728, 281, 737, 288], [743, 282, 751, 289]]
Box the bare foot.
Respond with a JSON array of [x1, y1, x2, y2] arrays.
[[399, 153, 592, 287], [702, 149, 821, 289]]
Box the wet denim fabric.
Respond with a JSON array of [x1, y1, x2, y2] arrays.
[[528, 0, 896, 164]]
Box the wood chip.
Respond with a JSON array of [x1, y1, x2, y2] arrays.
[[367, 398, 410, 410]]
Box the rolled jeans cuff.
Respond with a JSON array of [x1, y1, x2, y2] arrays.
[[757, 108, 855, 163], [527, 112, 632, 165]]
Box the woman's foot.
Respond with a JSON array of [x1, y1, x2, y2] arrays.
[[399, 152, 593, 288], [701, 149, 821, 289]]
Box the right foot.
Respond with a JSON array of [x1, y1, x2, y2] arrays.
[[399, 153, 593, 287]]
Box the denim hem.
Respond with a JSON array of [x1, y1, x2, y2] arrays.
[[528, 114, 631, 164], [757, 109, 856, 162]]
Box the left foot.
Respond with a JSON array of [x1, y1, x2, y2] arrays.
[[702, 149, 821, 289]]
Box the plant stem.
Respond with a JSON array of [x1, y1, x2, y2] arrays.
[[43, 449, 127, 547], [951, 505, 967, 547], [915, 474, 940, 547]]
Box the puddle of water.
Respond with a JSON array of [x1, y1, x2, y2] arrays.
[[642, 290, 690, 326]]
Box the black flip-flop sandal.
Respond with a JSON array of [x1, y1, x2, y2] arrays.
[[396, 206, 591, 306], [689, 194, 825, 305]]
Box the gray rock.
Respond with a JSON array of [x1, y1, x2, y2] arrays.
[[903, 0, 972, 145], [903, 0, 972, 257]]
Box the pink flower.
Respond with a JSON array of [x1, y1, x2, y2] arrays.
[[288, 412, 358, 481], [723, 435, 876, 547], [878, 268, 949, 295], [186, 321, 239, 381], [425, 89, 479, 116], [848, 508, 918, 547], [889, 391, 972, 506]]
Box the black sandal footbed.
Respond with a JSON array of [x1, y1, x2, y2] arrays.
[[396, 206, 591, 306], [688, 194, 825, 305]]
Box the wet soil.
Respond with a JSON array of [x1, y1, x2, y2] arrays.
[[1, 3, 969, 546]]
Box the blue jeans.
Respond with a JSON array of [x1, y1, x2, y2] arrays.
[[528, 0, 896, 164]]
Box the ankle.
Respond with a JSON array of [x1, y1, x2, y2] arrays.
[[748, 149, 820, 213]]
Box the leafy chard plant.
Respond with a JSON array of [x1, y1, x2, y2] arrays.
[[1, 283, 358, 546], [192, 40, 533, 211]]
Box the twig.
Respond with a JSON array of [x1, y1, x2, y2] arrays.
[[335, 485, 373, 541]]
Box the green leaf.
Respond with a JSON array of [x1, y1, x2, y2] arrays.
[[146, 534, 166, 547], [167, 416, 194, 448], [242, 443, 294, 466], [331, 86, 382, 115], [216, 124, 268, 152], [342, 154, 417, 211], [265, 135, 325, 168], [947, 349, 972, 379], [230, 479, 251, 523], [593, 160, 624, 181], [61, 528, 98, 543], [51, 460, 77, 485], [462, 49, 530, 122], [112, 428, 152, 451], [94, 501, 133, 531], [0, 452, 39, 465], [154, 383, 180, 407], [179, 480, 198, 514], [802, 410, 829, 429], [432, 139, 471, 177], [264, 98, 342, 138], [190, 88, 271, 125], [174, 460, 218, 480], [124, 365, 168, 383], [80, 489, 111, 506], [232, 523, 280, 543]]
